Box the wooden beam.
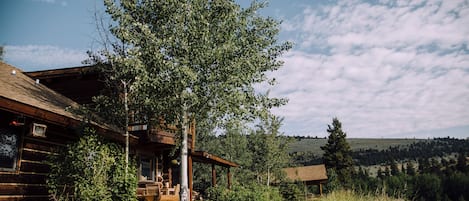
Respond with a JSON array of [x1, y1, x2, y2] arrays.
[[320, 183, 323, 197], [188, 155, 193, 200], [227, 168, 231, 189], [211, 164, 216, 187]]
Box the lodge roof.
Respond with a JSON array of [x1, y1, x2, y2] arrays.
[[0, 62, 81, 122], [283, 164, 328, 182], [0, 62, 133, 143], [25, 65, 97, 79]]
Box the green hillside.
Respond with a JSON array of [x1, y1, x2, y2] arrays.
[[288, 138, 425, 154]]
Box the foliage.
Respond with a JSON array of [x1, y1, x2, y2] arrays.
[[205, 183, 283, 201], [353, 152, 469, 201], [92, 0, 291, 129], [193, 119, 255, 190], [88, 1, 291, 200], [351, 137, 469, 166], [412, 173, 442, 201], [193, 116, 292, 193], [324, 168, 340, 193], [321, 118, 354, 188], [247, 115, 291, 185], [46, 128, 137, 201], [278, 182, 305, 201]]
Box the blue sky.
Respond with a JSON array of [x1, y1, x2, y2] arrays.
[[1, 0, 468, 138]]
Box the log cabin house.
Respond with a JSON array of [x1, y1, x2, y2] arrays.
[[0, 62, 238, 201]]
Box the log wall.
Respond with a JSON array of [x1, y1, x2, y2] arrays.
[[0, 119, 74, 201]]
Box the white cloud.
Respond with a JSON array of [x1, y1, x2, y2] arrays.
[[32, 0, 68, 7], [33, 0, 56, 3], [270, 0, 469, 138], [4, 45, 88, 71]]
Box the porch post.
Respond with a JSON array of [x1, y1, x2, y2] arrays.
[[319, 183, 323, 196], [227, 168, 231, 189], [189, 155, 193, 200], [211, 164, 217, 187]]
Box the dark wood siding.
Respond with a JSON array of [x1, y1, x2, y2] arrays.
[[0, 115, 73, 201]]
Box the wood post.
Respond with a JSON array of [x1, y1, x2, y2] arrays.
[[319, 183, 323, 196], [188, 155, 193, 200], [211, 164, 216, 187], [227, 168, 231, 189]]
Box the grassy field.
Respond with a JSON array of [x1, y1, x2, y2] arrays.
[[288, 138, 426, 154], [317, 190, 405, 201], [315, 191, 404, 201]]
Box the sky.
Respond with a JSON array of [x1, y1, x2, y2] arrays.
[[1, 0, 468, 139]]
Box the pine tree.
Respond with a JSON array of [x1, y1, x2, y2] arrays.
[[457, 152, 467, 172], [384, 166, 390, 177], [321, 118, 354, 187], [406, 161, 416, 176], [377, 168, 384, 179], [390, 159, 400, 176]]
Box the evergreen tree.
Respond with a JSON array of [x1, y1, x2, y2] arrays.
[[406, 161, 416, 176], [377, 168, 384, 179], [419, 158, 431, 173], [321, 118, 354, 187], [390, 159, 400, 176], [457, 152, 467, 172], [384, 166, 390, 177]]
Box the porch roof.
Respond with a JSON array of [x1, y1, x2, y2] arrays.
[[283, 164, 328, 183], [191, 151, 239, 168]]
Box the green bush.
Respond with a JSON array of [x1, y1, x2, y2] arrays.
[[205, 183, 283, 201], [278, 182, 305, 201], [47, 128, 137, 201], [324, 169, 340, 193]]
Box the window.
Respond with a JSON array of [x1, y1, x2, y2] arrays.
[[32, 123, 47, 137], [0, 128, 20, 171], [140, 157, 154, 181]]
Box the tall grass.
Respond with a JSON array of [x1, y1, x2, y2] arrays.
[[319, 190, 405, 201]]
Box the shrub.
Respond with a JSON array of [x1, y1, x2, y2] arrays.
[[278, 181, 305, 201], [47, 128, 137, 201]]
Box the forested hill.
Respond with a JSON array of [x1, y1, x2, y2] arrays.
[[289, 137, 469, 166]]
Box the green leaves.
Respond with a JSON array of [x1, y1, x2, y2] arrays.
[[46, 128, 137, 201], [99, 0, 291, 127]]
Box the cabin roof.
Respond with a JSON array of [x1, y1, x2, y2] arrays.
[[283, 164, 328, 182], [0, 62, 81, 122], [25, 65, 97, 79], [25, 65, 103, 105], [0, 62, 134, 143], [191, 151, 239, 168]]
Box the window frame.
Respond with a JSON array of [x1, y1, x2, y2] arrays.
[[0, 127, 22, 172], [139, 156, 155, 182]]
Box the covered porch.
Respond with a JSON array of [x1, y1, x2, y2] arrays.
[[283, 164, 328, 198]]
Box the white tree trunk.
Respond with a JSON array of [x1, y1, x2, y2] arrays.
[[180, 103, 189, 201]]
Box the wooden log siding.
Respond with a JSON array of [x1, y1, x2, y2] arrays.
[[0, 125, 69, 201]]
